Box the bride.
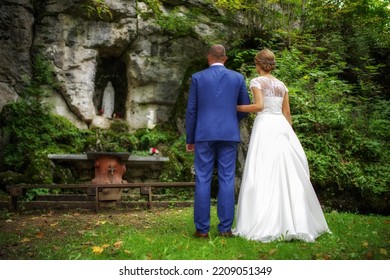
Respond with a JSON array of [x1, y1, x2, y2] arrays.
[[232, 49, 330, 242]]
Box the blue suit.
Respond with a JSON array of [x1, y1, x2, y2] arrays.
[[186, 65, 250, 234]]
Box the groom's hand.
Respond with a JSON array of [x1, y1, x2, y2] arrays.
[[186, 144, 195, 152]]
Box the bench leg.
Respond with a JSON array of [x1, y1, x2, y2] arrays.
[[147, 187, 152, 209], [7, 187, 23, 211], [95, 187, 99, 212], [9, 196, 18, 211]]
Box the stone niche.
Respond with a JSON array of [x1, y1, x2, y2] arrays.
[[93, 55, 128, 121]]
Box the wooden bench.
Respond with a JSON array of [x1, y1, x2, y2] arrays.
[[6, 182, 196, 212]]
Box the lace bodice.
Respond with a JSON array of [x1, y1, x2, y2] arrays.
[[250, 76, 288, 114]]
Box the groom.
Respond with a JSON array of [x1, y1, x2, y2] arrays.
[[185, 44, 250, 238]]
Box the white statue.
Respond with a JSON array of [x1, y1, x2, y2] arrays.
[[102, 81, 115, 118], [147, 109, 156, 129]]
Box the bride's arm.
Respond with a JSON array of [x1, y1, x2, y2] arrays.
[[237, 87, 264, 112], [282, 93, 292, 125]]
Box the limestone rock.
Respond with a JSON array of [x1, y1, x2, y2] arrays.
[[0, 0, 237, 130], [0, 1, 34, 95]]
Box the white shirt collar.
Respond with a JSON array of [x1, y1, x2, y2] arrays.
[[210, 63, 224, 66]]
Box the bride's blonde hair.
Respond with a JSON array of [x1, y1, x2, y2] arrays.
[[254, 49, 276, 72]]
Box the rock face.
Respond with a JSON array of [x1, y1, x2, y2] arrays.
[[0, 0, 237, 130], [0, 0, 34, 112]]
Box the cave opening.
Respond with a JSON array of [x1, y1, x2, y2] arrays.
[[93, 56, 127, 119]]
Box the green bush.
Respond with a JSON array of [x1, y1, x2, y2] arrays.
[[84, 128, 138, 153], [231, 41, 389, 214], [275, 44, 389, 213]]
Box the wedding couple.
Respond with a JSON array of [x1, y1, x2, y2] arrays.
[[185, 44, 330, 242]]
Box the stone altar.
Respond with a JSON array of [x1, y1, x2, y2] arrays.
[[87, 152, 128, 201], [48, 153, 169, 201]]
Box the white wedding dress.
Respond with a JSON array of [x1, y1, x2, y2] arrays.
[[233, 76, 330, 242]]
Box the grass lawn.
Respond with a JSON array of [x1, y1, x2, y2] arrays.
[[0, 206, 388, 260]]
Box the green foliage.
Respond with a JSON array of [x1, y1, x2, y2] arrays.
[[214, 0, 247, 10], [226, 47, 258, 76], [24, 150, 56, 185], [0, 171, 24, 191], [23, 188, 51, 201], [214, 0, 304, 46], [159, 134, 194, 183], [109, 119, 130, 133], [273, 41, 389, 211], [303, 0, 390, 98], [83, 128, 138, 153], [2, 101, 87, 173], [134, 127, 194, 183], [1, 54, 86, 181], [20, 54, 57, 101], [84, 0, 113, 20], [140, 0, 163, 18], [230, 26, 389, 213], [134, 128, 169, 151], [156, 10, 193, 37], [141, 1, 194, 37], [83, 120, 139, 154]]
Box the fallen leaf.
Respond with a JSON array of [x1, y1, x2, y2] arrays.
[[362, 242, 369, 248], [114, 241, 123, 249], [36, 232, 44, 239], [20, 238, 31, 243], [102, 244, 110, 249], [5, 219, 12, 223], [50, 222, 58, 227], [268, 249, 277, 255], [92, 246, 104, 254], [379, 248, 387, 256]]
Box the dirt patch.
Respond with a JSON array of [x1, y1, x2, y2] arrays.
[[0, 208, 170, 233], [0, 207, 179, 259]]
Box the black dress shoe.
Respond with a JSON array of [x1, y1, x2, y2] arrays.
[[219, 230, 233, 237], [194, 231, 209, 238]]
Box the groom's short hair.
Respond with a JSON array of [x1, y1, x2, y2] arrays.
[[209, 44, 226, 60]]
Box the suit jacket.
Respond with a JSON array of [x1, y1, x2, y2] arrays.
[[186, 65, 250, 144]]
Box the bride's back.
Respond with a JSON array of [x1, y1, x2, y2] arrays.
[[250, 76, 287, 115]]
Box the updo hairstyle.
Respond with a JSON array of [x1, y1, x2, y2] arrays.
[[254, 49, 276, 72]]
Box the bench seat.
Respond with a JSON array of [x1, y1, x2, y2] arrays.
[[6, 182, 196, 212]]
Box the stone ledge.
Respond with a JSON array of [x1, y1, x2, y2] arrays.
[[48, 153, 169, 164]]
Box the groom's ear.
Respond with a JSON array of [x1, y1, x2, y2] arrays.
[[207, 54, 212, 65]]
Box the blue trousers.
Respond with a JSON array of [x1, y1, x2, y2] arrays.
[[194, 141, 238, 233]]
